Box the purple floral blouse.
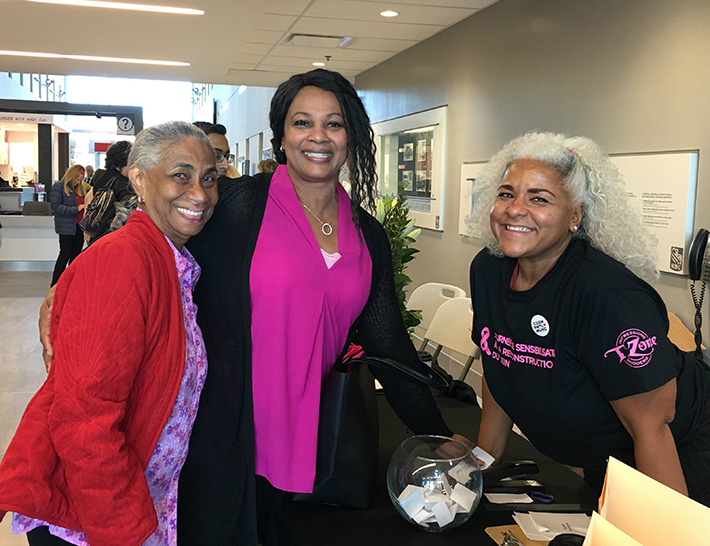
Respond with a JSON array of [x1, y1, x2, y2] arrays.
[[13, 237, 208, 546]]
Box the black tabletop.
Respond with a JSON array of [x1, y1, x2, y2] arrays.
[[292, 391, 598, 545]]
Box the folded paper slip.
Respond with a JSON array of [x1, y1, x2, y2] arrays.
[[484, 525, 547, 546], [513, 511, 590, 542], [582, 512, 642, 546], [599, 457, 710, 546]]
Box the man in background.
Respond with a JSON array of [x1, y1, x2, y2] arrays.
[[193, 122, 239, 178]]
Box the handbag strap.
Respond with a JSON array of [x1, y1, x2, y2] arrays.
[[338, 354, 479, 406], [342, 355, 450, 391]]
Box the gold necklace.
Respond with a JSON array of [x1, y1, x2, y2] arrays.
[[300, 200, 334, 236]]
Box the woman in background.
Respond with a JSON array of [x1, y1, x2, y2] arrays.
[[468, 131, 710, 505], [49, 164, 86, 286], [0, 121, 218, 546]]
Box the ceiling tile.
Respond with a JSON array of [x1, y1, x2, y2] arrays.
[[292, 17, 444, 41], [306, 0, 476, 26]]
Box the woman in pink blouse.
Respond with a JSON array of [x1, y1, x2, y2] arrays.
[[178, 70, 473, 545]]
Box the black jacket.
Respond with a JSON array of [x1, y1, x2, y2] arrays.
[[179, 172, 451, 545]]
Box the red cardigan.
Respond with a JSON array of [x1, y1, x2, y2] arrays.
[[0, 211, 186, 546]]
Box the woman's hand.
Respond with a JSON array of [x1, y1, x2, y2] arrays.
[[78, 204, 86, 211], [39, 285, 56, 372], [610, 378, 688, 496]]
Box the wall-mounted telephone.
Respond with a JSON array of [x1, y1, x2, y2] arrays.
[[689, 228, 710, 281], [688, 229, 709, 359]]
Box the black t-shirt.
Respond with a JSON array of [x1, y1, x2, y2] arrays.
[[470, 238, 710, 470]]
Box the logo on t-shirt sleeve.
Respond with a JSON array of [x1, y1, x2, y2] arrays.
[[603, 328, 657, 368]]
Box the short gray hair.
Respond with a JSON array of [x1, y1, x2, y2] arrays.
[[128, 120, 212, 170], [466, 131, 659, 282]]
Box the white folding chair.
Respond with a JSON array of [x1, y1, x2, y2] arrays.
[[406, 282, 466, 351], [424, 297, 481, 382]]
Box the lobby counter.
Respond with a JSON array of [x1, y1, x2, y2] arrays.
[[0, 215, 57, 266]]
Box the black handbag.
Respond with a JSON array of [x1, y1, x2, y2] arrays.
[[79, 175, 117, 237], [293, 352, 478, 508]]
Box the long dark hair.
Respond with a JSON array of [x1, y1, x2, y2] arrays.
[[270, 69, 377, 226]]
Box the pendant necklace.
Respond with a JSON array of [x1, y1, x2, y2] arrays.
[[300, 200, 334, 236]]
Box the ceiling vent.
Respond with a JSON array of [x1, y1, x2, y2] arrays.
[[282, 33, 352, 48]]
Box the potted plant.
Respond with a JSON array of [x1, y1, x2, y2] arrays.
[[376, 194, 422, 332]]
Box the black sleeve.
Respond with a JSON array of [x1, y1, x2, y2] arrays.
[[578, 284, 677, 401], [357, 213, 453, 436]]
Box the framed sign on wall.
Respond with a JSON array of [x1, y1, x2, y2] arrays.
[[372, 107, 447, 231]]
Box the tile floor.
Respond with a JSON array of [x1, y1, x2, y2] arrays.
[[0, 271, 52, 546]]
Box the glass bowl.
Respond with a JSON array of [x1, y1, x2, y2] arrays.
[[387, 435, 482, 532]]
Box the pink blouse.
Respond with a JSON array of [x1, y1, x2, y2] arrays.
[[250, 165, 372, 493]]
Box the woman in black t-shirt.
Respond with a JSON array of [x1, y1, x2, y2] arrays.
[[467, 131, 710, 506]]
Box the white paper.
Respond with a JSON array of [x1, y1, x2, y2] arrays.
[[513, 511, 591, 542], [472, 446, 495, 469], [485, 493, 533, 504], [397, 485, 426, 518], [431, 501, 455, 527], [448, 460, 478, 483], [450, 483, 478, 512]]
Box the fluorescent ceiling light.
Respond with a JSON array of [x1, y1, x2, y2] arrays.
[[312, 62, 325, 67], [0, 50, 189, 66], [26, 0, 203, 15], [380, 10, 399, 17]]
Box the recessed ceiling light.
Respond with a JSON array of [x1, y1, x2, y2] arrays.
[[380, 10, 398, 17], [312, 62, 326, 67], [26, 0, 203, 15], [0, 50, 190, 66]]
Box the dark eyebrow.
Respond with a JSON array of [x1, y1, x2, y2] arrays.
[[291, 111, 343, 118], [528, 187, 557, 197], [497, 184, 558, 198]]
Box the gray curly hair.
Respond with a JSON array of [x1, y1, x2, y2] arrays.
[[466, 132, 658, 282], [127, 120, 211, 171]]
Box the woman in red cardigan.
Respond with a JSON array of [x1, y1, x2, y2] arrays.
[[0, 121, 218, 546]]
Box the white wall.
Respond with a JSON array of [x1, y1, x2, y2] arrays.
[[214, 85, 275, 159], [355, 0, 710, 350]]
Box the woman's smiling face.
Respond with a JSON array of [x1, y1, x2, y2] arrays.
[[490, 158, 583, 269], [281, 86, 348, 186], [130, 137, 218, 250]]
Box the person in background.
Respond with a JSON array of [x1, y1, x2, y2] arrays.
[[88, 141, 134, 244], [91, 168, 106, 185], [192, 122, 239, 178], [177, 68, 473, 545], [49, 164, 86, 286], [84, 165, 94, 186], [257, 158, 278, 174], [467, 131, 710, 506], [0, 121, 218, 546]]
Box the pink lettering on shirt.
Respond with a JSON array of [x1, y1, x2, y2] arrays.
[[604, 328, 657, 368]]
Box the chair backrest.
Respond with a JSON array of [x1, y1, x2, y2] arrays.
[[406, 282, 467, 330], [425, 297, 477, 357]]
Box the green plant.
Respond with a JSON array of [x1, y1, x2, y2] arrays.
[[376, 194, 422, 332]]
